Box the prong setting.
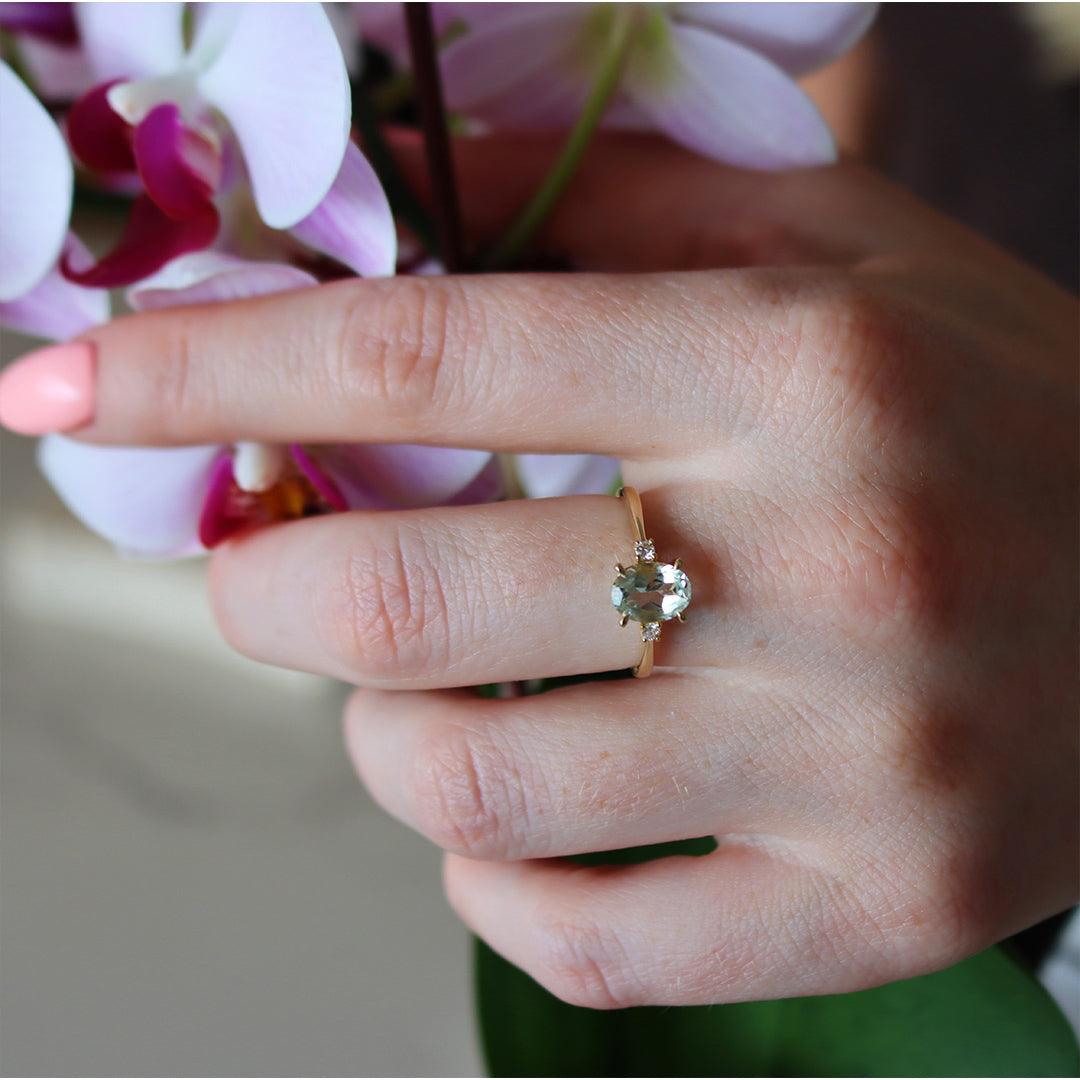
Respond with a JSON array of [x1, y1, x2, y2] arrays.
[[614, 487, 691, 678]]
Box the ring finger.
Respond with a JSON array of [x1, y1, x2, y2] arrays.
[[210, 490, 745, 688]]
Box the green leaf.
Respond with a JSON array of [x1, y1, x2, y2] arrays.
[[476, 867, 1079, 1077]]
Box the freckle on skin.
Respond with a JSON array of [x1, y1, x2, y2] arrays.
[[753, 637, 768, 649]]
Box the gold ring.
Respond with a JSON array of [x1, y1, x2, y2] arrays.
[[611, 486, 691, 678]]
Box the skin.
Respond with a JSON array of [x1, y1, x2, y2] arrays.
[[47, 134, 1080, 1008]]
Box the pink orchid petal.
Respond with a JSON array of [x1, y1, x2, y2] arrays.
[[128, 251, 318, 311], [132, 103, 221, 218], [75, 2, 185, 82], [673, 3, 878, 77], [197, 453, 240, 549], [288, 444, 347, 511], [61, 194, 219, 288], [197, 2, 350, 228], [0, 62, 73, 301], [290, 142, 396, 278], [0, 234, 108, 339], [67, 80, 136, 172], [38, 436, 222, 558], [15, 36, 96, 102], [440, 6, 592, 129], [311, 444, 496, 510], [624, 22, 835, 169], [0, 3, 78, 44], [515, 454, 621, 498], [198, 449, 344, 549]]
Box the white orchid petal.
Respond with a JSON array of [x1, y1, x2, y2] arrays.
[[515, 454, 621, 498], [187, 3, 243, 69], [290, 142, 396, 278], [127, 251, 318, 311], [75, 2, 186, 82], [440, 6, 592, 129], [16, 36, 96, 101], [673, 2, 878, 77], [197, 2, 351, 228], [39, 436, 221, 559], [0, 62, 72, 301], [625, 22, 835, 169], [315, 444, 496, 510], [0, 234, 108, 339]]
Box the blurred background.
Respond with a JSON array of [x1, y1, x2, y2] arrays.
[[0, 331, 480, 1075]]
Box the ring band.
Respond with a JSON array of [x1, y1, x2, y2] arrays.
[[611, 487, 692, 678]]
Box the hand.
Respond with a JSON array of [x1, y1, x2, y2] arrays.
[[4, 134, 1075, 1009]]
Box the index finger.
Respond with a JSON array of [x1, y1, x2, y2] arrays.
[[0, 267, 804, 454]]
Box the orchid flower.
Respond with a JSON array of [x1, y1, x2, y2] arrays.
[[61, 2, 395, 287], [438, 2, 878, 169], [37, 252, 499, 559], [513, 453, 621, 499], [0, 61, 107, 339], [0, 3, 95, 102]]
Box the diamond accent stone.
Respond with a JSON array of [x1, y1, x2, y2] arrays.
[[641, 622, 662, 642], [611, 560, 692, 623], [634, 538, 656, 561]]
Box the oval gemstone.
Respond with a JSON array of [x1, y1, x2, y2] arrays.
[[611, 561, 691, 623]]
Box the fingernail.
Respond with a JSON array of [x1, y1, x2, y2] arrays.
[[0, 341, 96, 435]]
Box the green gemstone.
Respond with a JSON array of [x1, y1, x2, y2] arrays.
[[611, 561, 691, 623]]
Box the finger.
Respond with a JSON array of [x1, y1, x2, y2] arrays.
[[209, 493, 732, 689], [442, 846, 900, 1009], [390, 130, 976, 271], [9, 266, 807, 451], [344, 676, 792, 862]]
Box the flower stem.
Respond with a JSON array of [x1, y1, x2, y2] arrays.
[[484, 6, 635, 271], [405, 2, 465, 273], [352, 87, 439, 256]]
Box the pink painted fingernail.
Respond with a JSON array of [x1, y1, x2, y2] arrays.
[[0, 341, 96, 434]]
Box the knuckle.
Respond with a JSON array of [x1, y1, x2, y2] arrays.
[[800, 278, 904, 371], [536, 910, 641, 1010], [838, 737, 999, 977], [319, 525, 452, 681], [791, 487, 948, 636], [828, 499, 936, 630], [785, 278, 925, 450], [860, 840, 995, 975], [407, 724, 529, 859], [336, 278, 467, 420]]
